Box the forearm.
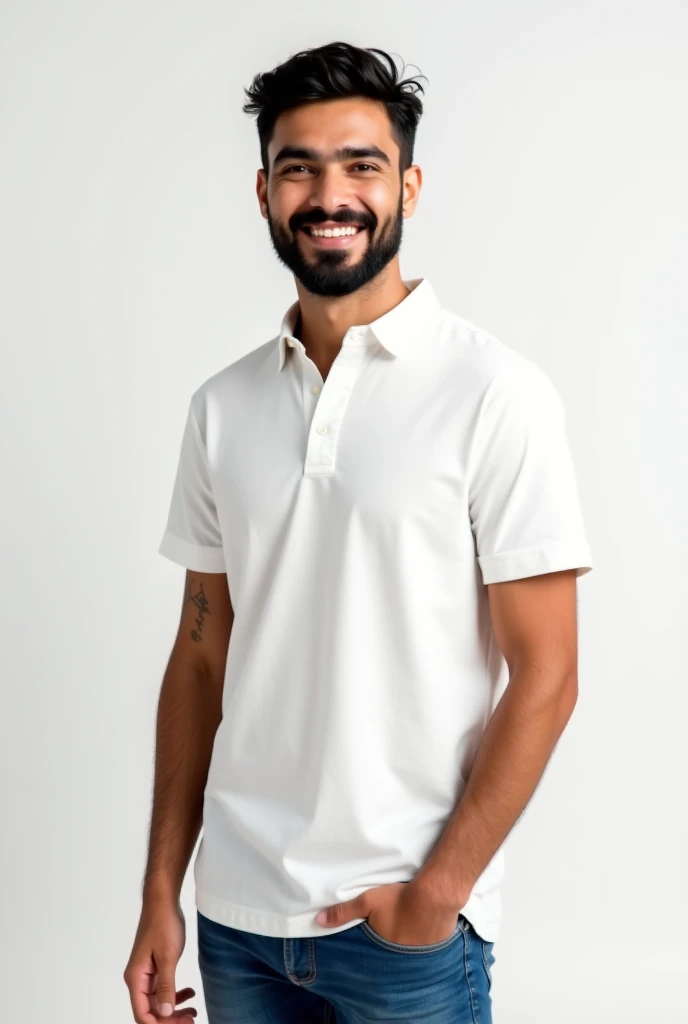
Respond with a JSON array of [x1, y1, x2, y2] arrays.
[[414, 665, 577, 907], [142, 656, 222, 905]]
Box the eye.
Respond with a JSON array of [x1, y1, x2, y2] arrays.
[[281, 163, 378, 174]]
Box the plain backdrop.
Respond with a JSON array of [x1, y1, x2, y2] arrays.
[[1, 1, 686, 1021]]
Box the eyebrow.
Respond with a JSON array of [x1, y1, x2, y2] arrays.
[[272, 145, 392, 169]]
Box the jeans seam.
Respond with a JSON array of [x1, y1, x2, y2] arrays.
[[480, 940, 493, 992], [462, 927, 480, 1024], [359, 918, 462, 955], [283, 937, 317, 985]]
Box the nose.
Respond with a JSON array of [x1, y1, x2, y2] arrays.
[[306, 166, 355, 216]]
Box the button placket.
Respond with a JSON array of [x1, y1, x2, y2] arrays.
[[302, 339, 369, 477]]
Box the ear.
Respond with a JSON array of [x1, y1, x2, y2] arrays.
[[402, 164, 422, 218], [256, 168, 268, 219]]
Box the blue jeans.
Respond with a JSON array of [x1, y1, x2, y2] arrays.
[[197, 909, 496, 1023]]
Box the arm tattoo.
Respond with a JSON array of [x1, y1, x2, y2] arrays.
[[183, 576, 211, 644]]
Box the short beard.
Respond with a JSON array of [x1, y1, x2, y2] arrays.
[[266, 193, 404, 298]]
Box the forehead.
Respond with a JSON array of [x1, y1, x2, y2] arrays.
[[267, 97, 398, 166]]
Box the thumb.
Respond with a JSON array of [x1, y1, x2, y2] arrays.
[[153, 955, 178, 1017], [315, 895, 368, 927]]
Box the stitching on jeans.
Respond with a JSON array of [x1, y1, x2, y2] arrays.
[[359, 918, 462, 955], [480, 940, 493, 993], [462, 926, 480, 1024], [307, 937, 316, 984], [283, 937, 292, 981], [284, 937, 317, 986]]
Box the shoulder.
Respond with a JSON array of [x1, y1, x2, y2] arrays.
[[187, 337, 278, 428], [433, 308, 563, 410]]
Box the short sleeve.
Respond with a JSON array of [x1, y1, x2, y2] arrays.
[[467, 362, 594, 585], [158, 397, 226, 572]]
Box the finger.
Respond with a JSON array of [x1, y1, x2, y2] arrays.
[[164, 999, 197, 1019], [126, 971, 159, 1024], [151, 986, 195, 1015], [152, 955, 178, 1018]]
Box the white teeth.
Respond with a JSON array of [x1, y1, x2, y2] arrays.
[[307, 226, 361, 237]]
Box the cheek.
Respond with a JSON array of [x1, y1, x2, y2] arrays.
[[268, 182, 302, 216], [360, 184, 398, 227], [362, 181, 391, 208]]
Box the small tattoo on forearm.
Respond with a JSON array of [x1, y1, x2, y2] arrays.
[[184, 580, 211, 643]]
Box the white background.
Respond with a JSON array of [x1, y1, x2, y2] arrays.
[[1, 2, 686, 1021]]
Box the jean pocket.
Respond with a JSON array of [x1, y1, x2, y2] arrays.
[[359, 914, 463, 954], [480, 938, 496, 991]]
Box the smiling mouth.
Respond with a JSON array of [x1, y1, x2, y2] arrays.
[[298, 225, 368, 249], [300, 224, 366, 236]]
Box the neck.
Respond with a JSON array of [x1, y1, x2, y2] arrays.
[[293, 262, 411, 372]]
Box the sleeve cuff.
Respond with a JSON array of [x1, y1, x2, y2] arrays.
[[158, 530, 226, 573], [478, 542, 594, 584]]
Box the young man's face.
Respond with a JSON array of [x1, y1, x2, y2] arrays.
[[257, 96, 421, 297]]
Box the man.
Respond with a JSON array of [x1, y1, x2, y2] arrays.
[[124, 40, 594, 1024]]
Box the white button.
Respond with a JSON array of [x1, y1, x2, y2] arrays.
[[316, 425, 328, 435], [311, 385, 321, 394], [287, 339, 294, 347]]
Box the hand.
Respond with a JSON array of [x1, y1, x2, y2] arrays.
[[314, 879, 464, 946], [123, 897, 198, 1023]]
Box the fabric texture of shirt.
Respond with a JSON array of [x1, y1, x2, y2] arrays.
[[158, 277, 594, 942]]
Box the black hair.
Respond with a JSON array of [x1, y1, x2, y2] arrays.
[[242, 41, 427, 176]]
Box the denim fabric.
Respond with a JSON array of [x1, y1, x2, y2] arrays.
[[197, 909, 496, 1023]]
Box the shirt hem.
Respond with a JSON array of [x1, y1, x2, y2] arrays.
[[479, 542, 593, 584], [158, 531, 226, 573], [195, 887, 500, 943]]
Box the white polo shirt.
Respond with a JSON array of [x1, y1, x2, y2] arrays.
[[158, 277, 593, 943]]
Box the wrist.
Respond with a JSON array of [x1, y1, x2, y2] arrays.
[[142, 873, 181, 907], [412, 867, 471, 912]]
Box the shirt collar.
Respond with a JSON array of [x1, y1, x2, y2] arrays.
[[277, 278, 441, 372]]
